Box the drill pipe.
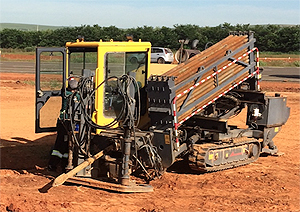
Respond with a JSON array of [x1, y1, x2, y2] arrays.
[[174, 55, 250, 104], [165, 36, 248, 83], [176, 61, 249, 112], [173, 39, 249, 98], [175, 53, 250, 108], [174, 37, 248, 88], [177, 72, 249, 124], [164, 35, 256, 123]]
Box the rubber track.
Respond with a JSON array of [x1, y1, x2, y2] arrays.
[[188, 137, 261, 173]]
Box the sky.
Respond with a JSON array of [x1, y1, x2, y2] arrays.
[[0, 0, 299, 28]]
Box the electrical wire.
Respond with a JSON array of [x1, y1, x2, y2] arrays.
[[66, 73, 163, 178], [67, 74, 141, 158]]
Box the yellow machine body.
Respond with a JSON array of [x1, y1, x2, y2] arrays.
[[65, 39, 151, 132]]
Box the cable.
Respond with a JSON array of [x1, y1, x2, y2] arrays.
[[68, 91, 89, 157], [79, 75, 141, 130], [67, 74, 142, 158]]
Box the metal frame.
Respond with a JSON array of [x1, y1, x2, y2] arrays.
[[176, 63, 256, 118], [35, 47, 66, 133]]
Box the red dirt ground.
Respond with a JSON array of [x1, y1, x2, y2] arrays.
[[1, 54, 62, 61], [0, 73, 299, 212]]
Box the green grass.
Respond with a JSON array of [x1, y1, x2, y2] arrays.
[[259, 52, 300, 67], [23, 80, 35, 86], [1, 48, 36, 54], [0, 23, 64, 31], [70, 52, 98, 63], [40, 80, 62, 90], [260, 52, 300, 58], [23, 80, 62, 89], [260, 60, 300, 67]]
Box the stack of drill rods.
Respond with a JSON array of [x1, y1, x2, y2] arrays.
[[175, 55, 250, 109], [177, 71, 255, 125], [173, 46, 253, 122], [174, 50, 250, 100], [167, 35, 234, 77], [165, 35, 248, 89], [161, 35, 252, 123], [166, 35, 238, 76], [176, 70, 250, 122], [174, 37, 249, 96]]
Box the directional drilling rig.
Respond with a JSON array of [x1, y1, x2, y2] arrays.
[[36, 32, 290, 192]]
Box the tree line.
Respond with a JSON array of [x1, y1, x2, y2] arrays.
[[0, 23, 299, 52]]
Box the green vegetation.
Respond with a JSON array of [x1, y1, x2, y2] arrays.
[[260, 52, 299, 67], [260, 52, 300, 58], [0, 23, 63, 31], [23, 80, 62, 88], [0, 23, 299, 53], [40, 80, 62, 90], [0, 23, 299, 67], [260, 59, 300, 67], [1, 48, 36, 53], [70, 52, 97, 63], [23, 80, 35, 86]]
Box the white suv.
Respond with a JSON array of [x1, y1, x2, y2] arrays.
[[151, 47, 174, 64]]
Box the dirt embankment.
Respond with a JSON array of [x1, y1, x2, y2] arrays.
[[0, 73, 299, 212]]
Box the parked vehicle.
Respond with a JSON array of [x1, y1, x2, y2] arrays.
[[151, 47, 174, 64]]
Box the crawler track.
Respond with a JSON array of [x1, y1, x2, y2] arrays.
[[189, 137, 261, 173]]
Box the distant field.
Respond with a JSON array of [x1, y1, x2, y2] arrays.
[[1, 50, 299, 67], [0, 23, 64, 31], [260, 52, 300, 58]]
